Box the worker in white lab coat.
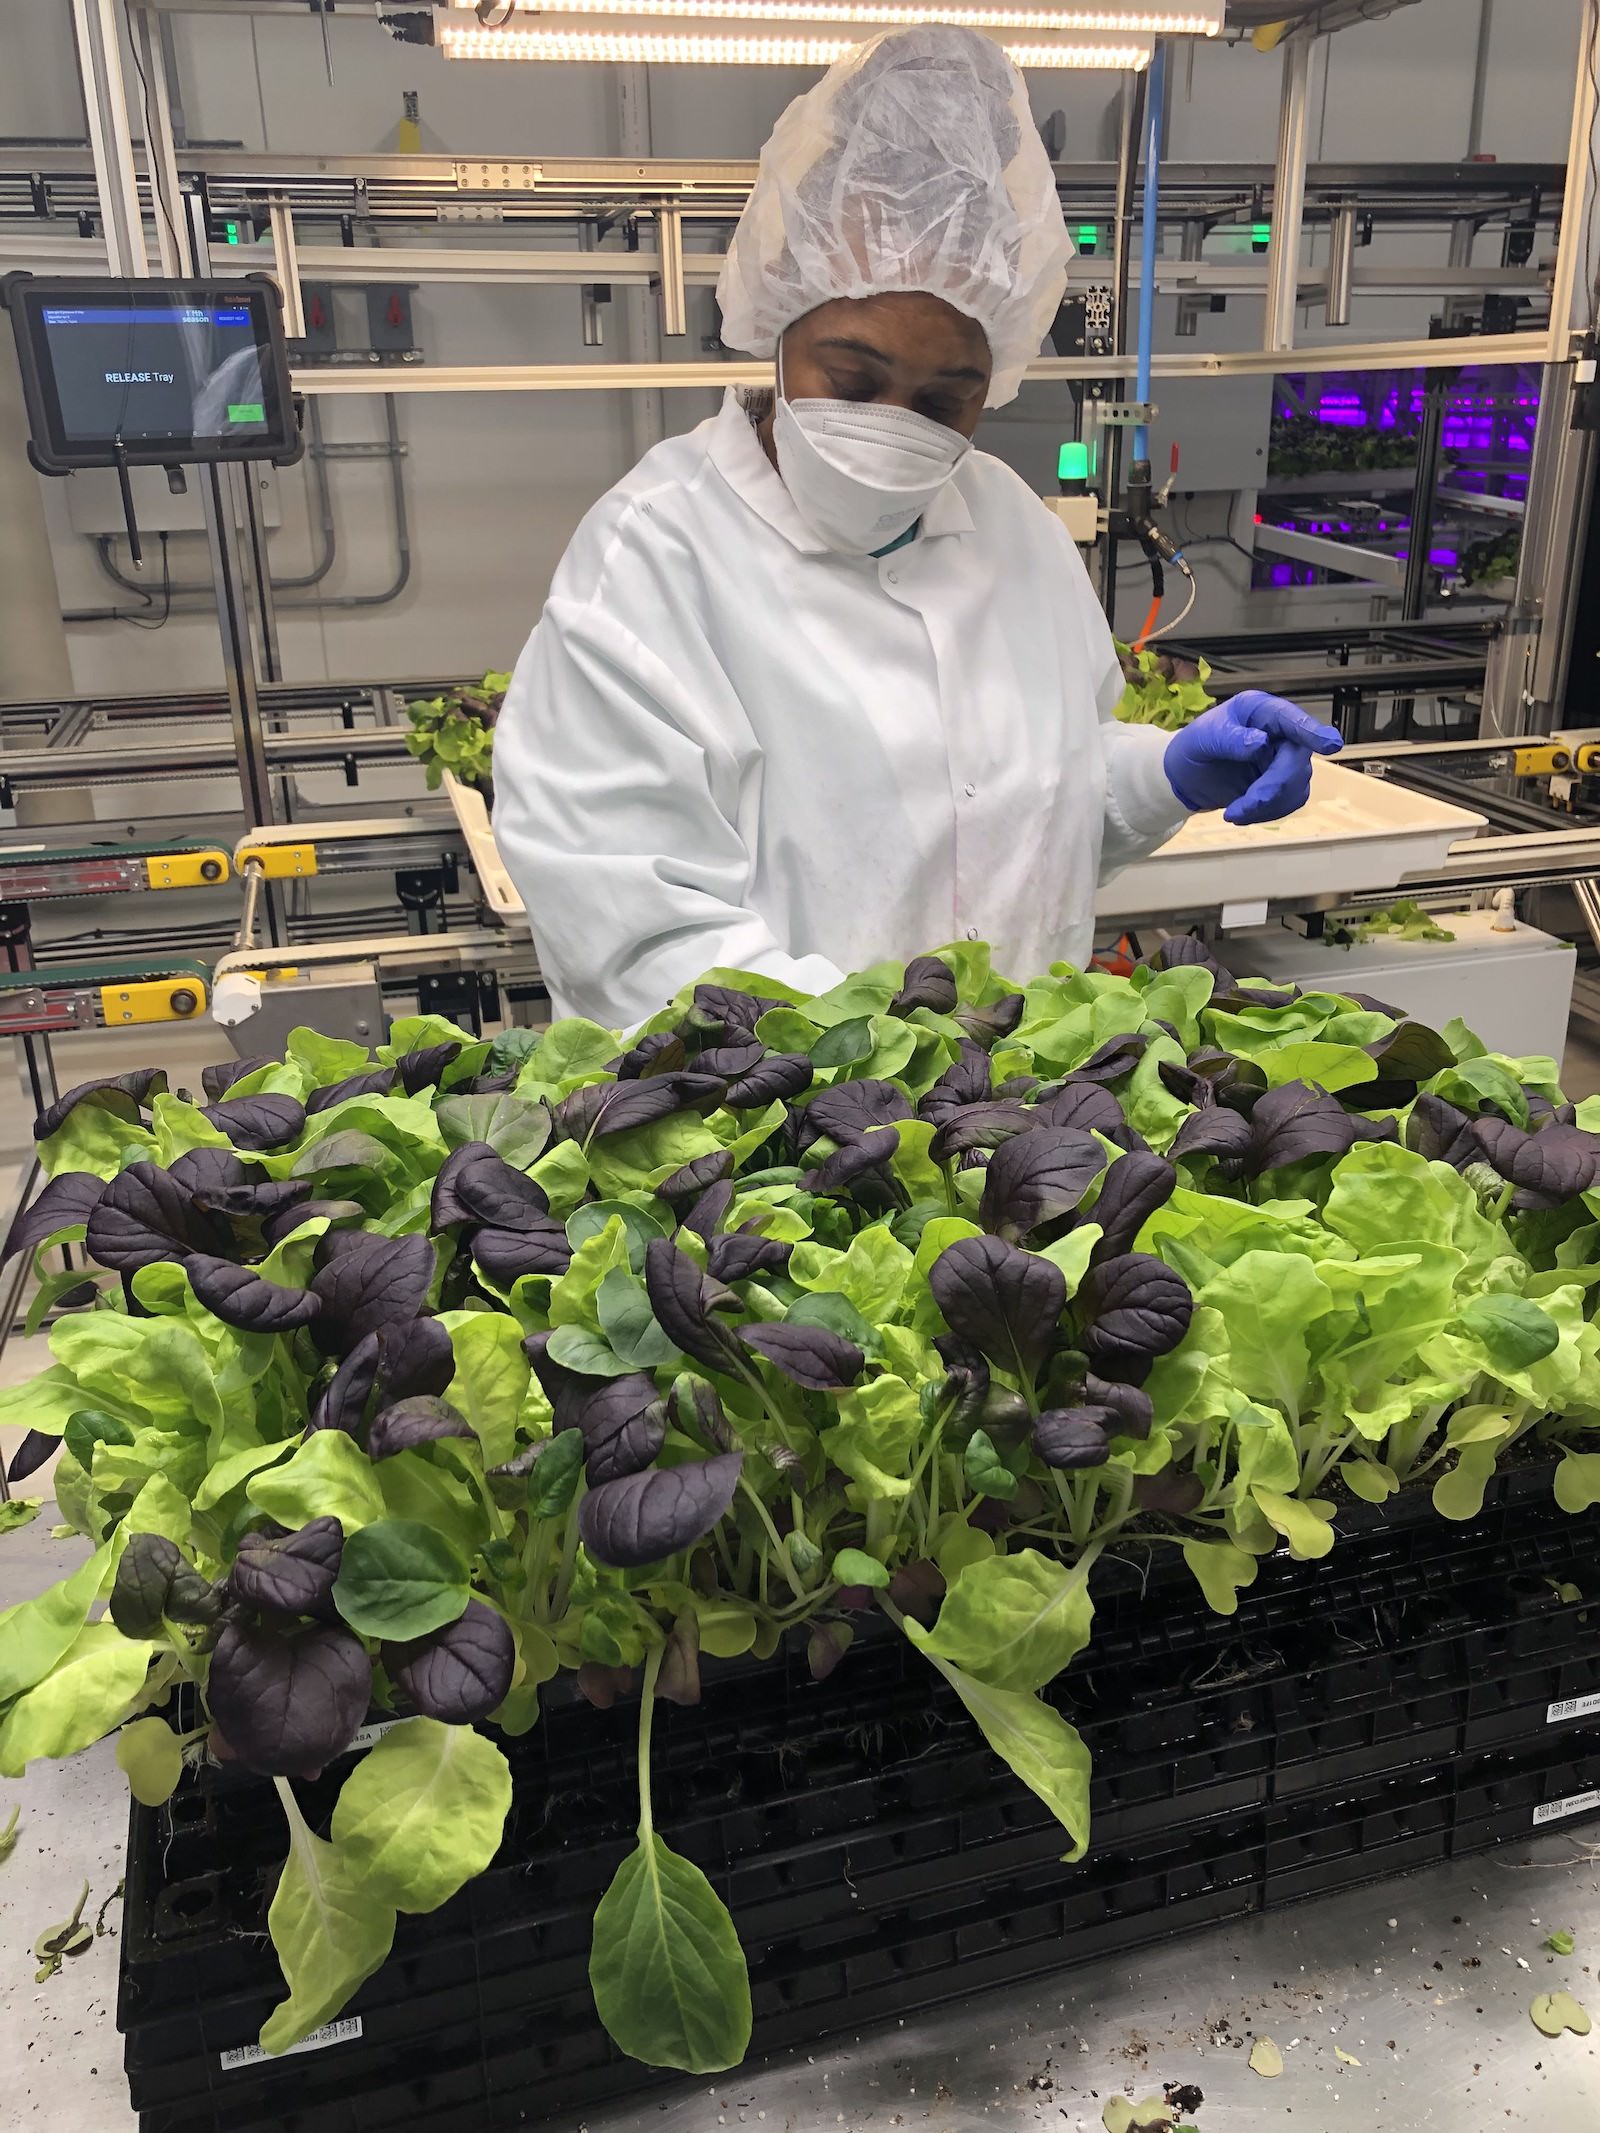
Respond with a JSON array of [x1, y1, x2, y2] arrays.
[[493, 27, 1340, 1030]]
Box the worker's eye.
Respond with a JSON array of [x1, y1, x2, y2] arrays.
[[825, 371, 880, 401], [916, 396, 963, 426]]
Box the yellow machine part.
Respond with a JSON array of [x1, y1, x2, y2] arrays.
[[1512, 742, 1580, 777], [237, 843, 319, 880], [144, 849, 231, 890], [99, 975, 209, 1025]]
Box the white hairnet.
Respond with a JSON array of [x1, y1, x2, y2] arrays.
[[716, 27, 1071, 408]]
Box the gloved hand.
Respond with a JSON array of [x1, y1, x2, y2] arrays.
[[1164, 691, 1343, 826]]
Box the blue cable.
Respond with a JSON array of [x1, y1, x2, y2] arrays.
[[1133, 40, 1165, 466]]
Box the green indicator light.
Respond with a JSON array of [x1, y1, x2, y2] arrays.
[[1076, 223, 1098, 248], [1253, 221, 1272, 246], [227, 402, 265, 424], [1058, 441, 1090, 482], [222, 219, 242, 245]]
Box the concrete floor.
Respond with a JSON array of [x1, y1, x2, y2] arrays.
[[4, 1027, 1600, 2132]]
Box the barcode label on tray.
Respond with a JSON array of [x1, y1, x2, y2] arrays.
[[1533, 1789, 1600, 1827], [1548, 1692, 1600, 1726], [221, 2018, 362, 2070]]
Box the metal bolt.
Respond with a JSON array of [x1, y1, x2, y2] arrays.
[[200, 859, 224, 881], [169, 989, 199, 1015]]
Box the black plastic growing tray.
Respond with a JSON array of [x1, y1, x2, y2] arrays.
[[122, 1477, 1600, 2133]]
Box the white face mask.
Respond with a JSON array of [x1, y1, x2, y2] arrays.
[[772, 347, 972, 557]]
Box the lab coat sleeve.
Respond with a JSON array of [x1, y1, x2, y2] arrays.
[[492, 596, 845, 1031]]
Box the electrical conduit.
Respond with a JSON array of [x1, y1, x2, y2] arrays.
[[1133, 39, 1165, 467]]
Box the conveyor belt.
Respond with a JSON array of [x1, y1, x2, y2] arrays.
[[0, 842, 231, 899], [0, 957, 210, 1033]]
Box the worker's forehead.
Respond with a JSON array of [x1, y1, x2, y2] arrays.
[[787, 292, 992, 364]]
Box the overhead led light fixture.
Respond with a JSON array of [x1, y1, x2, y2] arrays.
[[441, 17, 1158, 62], [444, 0, 1220, 24]]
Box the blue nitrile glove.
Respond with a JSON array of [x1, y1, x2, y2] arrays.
[[1163, 691, 1344, 826]]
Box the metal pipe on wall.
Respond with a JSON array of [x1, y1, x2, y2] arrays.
[[1325, 201, 1356, 327], [1265, 34, 1313, 354]]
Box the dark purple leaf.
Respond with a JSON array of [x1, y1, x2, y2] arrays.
[[1406, 1092, 1479, 1168], [1086, 1153, 1178, 1260], [2, 1171, 105, 1263], [522, 1331, 585, 1427], [190, 1176, 316, 1223], [613, 1030, 688, 1080], [643, 1239, 748, 1376], [576, 1661, 634, 1708], [262, 1196, 364, 1249], [919, 1041, 993, 1126], [385, 1598, 514, 1724], [1133, 1467, 1206, 1514], [309, 1231, 435, 1355], [231, 1517, 344, 1620], [185, 1254, 322, 1333], [202, 1093, 308, 1153], [431, 1141, 550, 1231], [929, 1100, 1037, 1164], [84, 1161, 228, 1272], [1474, 1117, 1600, 1208], [654, 1149, 734, 1212], [928, 1235, 1066, 1385], [470, 1222, 573, 1285], [1142, 934, 1233, 986], [655, 1611, 701, 1707], [978, 1126, 1107, 1242], [201, 1057, 269, 1104], [688, 984, 778, 1037], [724, 1053, 814, 1108], [806, 1128, 901, 1193], [109, 1534, 184, 1637], [305, 1067, 396, 1115], [1348, 1114, 1401, 1147], [802, 1079, 913, 1148], [1211, 980, 1300, 1012], [953, 993, 1025, 1048], [887, 1558, 947, 1625], [577, 1452, 745, 1569], [1067, 1033, 1149, 1084], [1082, 1253, 1194, 1372], [1363, 1021, 1455, 1084], [671, 1375, 734, 1453], [206, 1617, 373, 1777], [808, 1620, 854, 1681], [1082, 1372, 1154, 1441], [890, 955, 957, 1017], [5, 1428, 60, 1485], [694, 1039, 766, 1082], [706, 1230, 792, 1283], [739, 1320, 865, 1390], [1250, 1082, 1361, 1173], [571, 1374, 668, 1484], [168, 1147, 250, 1197], [556, 1074, 723, 1141], [1170, 1106, 1255, 1170], [377, 1317, 455, 1402], [33, 1068, 167, 1143], [368, 1394, 474, 1460], [1032, 1408, 1114, 1469], [396, 1043, 462, 1096], [682, 1178, 735, 1241], [1035, 1081, 1142, 1150], [309, 1332, 381, 1435]]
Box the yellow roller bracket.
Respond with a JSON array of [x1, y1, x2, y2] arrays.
[[99, 973, 210, 1025], [145, 849, 231, 890], [236, 842, 319, 881]]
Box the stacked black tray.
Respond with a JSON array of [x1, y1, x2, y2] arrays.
[[121, 1467, 1600, 2132]]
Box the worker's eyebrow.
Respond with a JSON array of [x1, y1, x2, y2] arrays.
[[813, 336, 987, 387]]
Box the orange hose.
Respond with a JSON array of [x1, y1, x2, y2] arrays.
[[1132, 594, 1162, 651]]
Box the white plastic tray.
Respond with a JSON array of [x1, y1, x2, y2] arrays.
[[442, 772, 527, 922], [1096, 759, 1486, 922]]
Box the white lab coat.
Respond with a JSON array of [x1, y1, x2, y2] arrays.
[[493, 390, 1186, 1030]]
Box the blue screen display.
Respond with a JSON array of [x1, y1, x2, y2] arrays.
[[39, 297, 269, 444]]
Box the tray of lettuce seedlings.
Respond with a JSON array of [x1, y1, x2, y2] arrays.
[[4, 939, 1600, 2111]]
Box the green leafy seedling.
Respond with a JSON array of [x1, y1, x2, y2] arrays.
[[1544, 1929, 1577, 1957], [1531, 1991, 1591, 2037], [34, 1879, 92, 1982]]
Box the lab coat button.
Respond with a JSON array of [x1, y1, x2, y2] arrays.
[[886, 571, 899, 584], [963, 782, 976, 797], [965, 926, 980, 941]]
